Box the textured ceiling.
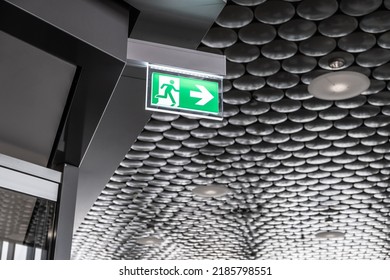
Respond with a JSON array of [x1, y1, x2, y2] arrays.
[[72, 0, 390, 260]]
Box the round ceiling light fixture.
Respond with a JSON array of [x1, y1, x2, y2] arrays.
[[315, 231, 345, 239], [192, 184, 229, 198], [136, 237, 163, 246], [308, 71, 370, 100]]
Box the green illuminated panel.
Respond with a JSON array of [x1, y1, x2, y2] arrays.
[[150, 71, 220, 115]]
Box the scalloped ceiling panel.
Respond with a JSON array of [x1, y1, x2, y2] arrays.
[[72, 0, 390, 260]]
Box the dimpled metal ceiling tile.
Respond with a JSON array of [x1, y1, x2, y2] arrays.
[[72, 0, 390, 260]]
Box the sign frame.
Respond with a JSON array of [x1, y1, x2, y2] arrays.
[[146, 64, 223, 120]]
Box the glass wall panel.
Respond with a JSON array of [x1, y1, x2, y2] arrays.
[[0, 187, 56, 260]]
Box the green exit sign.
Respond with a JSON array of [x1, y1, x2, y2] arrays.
[[146, 64, 223, 120]]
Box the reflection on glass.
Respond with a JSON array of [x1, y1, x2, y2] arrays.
[[1, 241, 8, 259], [14, 244, 27, 260], [0, 187, 56, 260]]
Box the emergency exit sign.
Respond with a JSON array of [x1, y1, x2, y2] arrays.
[[146, 64, 223, 120]]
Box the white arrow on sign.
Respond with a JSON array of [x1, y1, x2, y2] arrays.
[[190, 85, 214, 106]]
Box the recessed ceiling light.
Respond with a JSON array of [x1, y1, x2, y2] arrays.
[[308, 71, 370, 100], [328, 57, 345, 69], [192, 184, 229, 198], [315, 231, 345, 239], [136, 237, 163, 246]]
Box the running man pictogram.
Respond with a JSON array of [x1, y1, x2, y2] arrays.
[[155, 80, 178, 106]]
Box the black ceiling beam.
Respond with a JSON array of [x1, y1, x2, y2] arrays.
[[0, 0, 129, 168]]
